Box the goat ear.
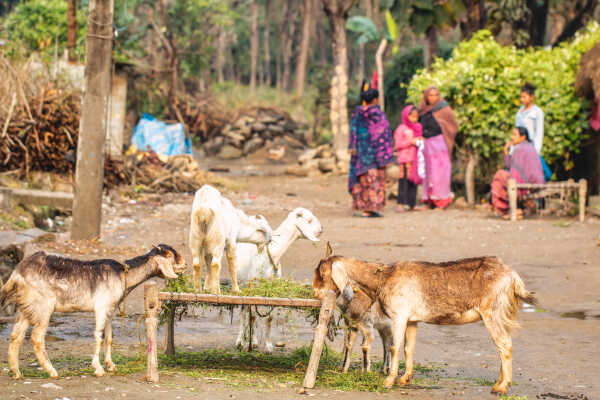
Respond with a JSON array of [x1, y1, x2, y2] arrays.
[[156, 256, 178, 279], [331, 260, 348, 293], [325, 242, 333, 258]]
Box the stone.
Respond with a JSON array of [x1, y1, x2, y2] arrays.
[[251, 122, 267, 132], [267, 125, 284, 134], [0, 187, 13, 210], [453, 196, 469, 210], [240, 125, 252, 137], [298, 148, 319, 164], [285, 165, 309, 177], [10, 189, 73, 210], [386, 164, 400, 180], [318, 158, 336, 173], [243, 137, 264, 155], [203, 136, 224, 155], [217, 145, 243, 160], [336, 160, 349, 174], [283, 134, 305, 150]]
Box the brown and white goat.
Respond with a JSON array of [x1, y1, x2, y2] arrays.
[[313, 244, 537, 395], [0, 244, 186, 379], [339, 289, 392, 374]]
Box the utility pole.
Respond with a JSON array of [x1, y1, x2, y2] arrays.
[[71, 0, 114, 240]]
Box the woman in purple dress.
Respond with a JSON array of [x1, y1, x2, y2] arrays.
[[491, 127, 545, 217], [348, 81, 394, 217]]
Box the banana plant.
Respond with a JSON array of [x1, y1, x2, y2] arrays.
[[346, 10, 399, 111]]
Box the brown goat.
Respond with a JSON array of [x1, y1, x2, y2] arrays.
[[0, 244, 186, 379], [313, 243, 537, 395]]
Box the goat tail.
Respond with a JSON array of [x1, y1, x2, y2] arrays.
[[0, 274, 18, 308], [192, 207, 215, 230], [511, 270, 538, 307]]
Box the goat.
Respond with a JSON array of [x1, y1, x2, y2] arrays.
[[338, 289, 392, 374], [313, 243, 537, 395], [234, 207, 322, 353], [189, 185, 272, 294], [0, 244, 186, 379]]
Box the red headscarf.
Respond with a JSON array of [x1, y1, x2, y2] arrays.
[[419, 86, 459, 153]]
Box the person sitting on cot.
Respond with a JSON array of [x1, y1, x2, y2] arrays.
[[491, 126, 545, 218]]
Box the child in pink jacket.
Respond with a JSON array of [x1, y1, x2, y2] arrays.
[[394, 105, 423, 212]]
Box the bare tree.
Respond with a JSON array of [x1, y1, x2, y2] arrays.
[[71, 0, 114, 240], [216, 29, 227, 83], [67, 0, 77, 62], [250, 0, 259, 88], [322, 0, 357, 153], [264, 0, 272, 86], [282, 0, 299, 91], [295, 0, 313, 96], [424, 25, 438, 69]]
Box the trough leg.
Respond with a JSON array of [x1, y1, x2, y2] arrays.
[[301, 290, 337, 391], [579, 179, 587, 223], [508, 179, 517, 221], [165, 304, 175, 355], [144, 282, 160, 382]]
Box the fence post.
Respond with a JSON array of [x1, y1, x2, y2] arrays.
[[301, 290, 337, 391], [579, 179, 587, 223], [144, 282, 160, 382]]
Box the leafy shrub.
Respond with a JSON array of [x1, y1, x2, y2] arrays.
[[407, 23, 600, 173], [2, 0, 88, 61]]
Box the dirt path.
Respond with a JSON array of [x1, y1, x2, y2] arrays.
[[1, 174, 599, 400]]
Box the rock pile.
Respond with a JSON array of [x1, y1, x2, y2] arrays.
[[202, 107, 309, 160], [285, 144, 349, 176]]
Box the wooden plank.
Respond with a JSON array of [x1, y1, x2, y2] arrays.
[[508, 179, 518, 221], [514, 182, 581, 189], [579, 179, 587, 223], [144, 282, 160, 383], [158, 292, 321, 308]]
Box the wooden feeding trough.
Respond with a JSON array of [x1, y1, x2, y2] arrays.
[[143, 281, 337, 390]]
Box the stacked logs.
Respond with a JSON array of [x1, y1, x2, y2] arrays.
[[0, 88, 81, 176], [202, 107, 309, 160]]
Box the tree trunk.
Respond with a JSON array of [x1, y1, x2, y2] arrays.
[[323, 0, 356, 153], [465, 151, 479, 206], [375, 38, 387, 111], [282, 0, 297, 92], [552, 0, 599, 46], [216, 29, 226, 83], [71, 0, 114, 240], [295, 0, 313, 97], [250, 0, 259, 89], [527, 0, 549, 46], [460, 0, 487, 40], [67, 0, 77, 62], [424, 25, 438, 70], [264, 0, 272, 86]]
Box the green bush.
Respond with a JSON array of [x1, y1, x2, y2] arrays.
[[407, 23, 600, 173], [2, 0, 87, 61]]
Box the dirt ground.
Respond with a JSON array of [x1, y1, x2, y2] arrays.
[[1, 172, 599, 400]]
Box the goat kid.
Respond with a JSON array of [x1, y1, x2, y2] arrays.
[[189, 185, 272, 294], [338, 289, 392, 374], [313, 243, 537, 395], [0, 244, 186, 379], [235, 207, 322, 353]]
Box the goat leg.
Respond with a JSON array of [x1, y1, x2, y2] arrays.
[[8, 312, 29, 379], [31, 322, 58, 378], [383, 317, 408, 388], [264, 314, 274, 354], [481, 313, 513, 395], [398, 322, 417, 385], [342, 327, 358, 373], [360, 325, 374, 373], [225, 245, 239, 293], [104, 314, 116, 372], [92, 312, 107, 377]]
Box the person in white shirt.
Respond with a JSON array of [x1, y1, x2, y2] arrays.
[[515, 82, 544, 154]]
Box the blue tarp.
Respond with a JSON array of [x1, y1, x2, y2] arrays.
[[131, 113, 193, 156]]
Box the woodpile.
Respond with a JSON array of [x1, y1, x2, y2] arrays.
[[285, 144, 349, 176], [202, 106, 309, 160]]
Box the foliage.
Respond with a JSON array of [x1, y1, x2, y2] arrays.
[[2, 0, 88, 61], [384, 42, 454, 124], [407, 23, 600, 173]]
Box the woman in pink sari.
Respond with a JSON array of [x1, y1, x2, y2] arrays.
[[418, 87, 458, 209]]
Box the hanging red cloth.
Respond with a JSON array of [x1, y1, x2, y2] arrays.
[[591, 100, 600, 132]]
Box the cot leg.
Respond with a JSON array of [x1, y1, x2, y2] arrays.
[[579, 179, 587, 223], [508, 179, 517, 221], [144, 282, 160, 383]]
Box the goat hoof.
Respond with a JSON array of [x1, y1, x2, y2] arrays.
[[398, 375, 412, 385], [105, 363, 116, 372], [94, 368, 106, 377], [491, 385, 507, 395], [12, 371, 23, 380], [264, 344, 273, 354], [383, 376, 396, 388]]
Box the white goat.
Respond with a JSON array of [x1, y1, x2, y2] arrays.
[[189, 185, 272, 294], [0, 244, 186, 379], [235, 208, 322, 353]]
